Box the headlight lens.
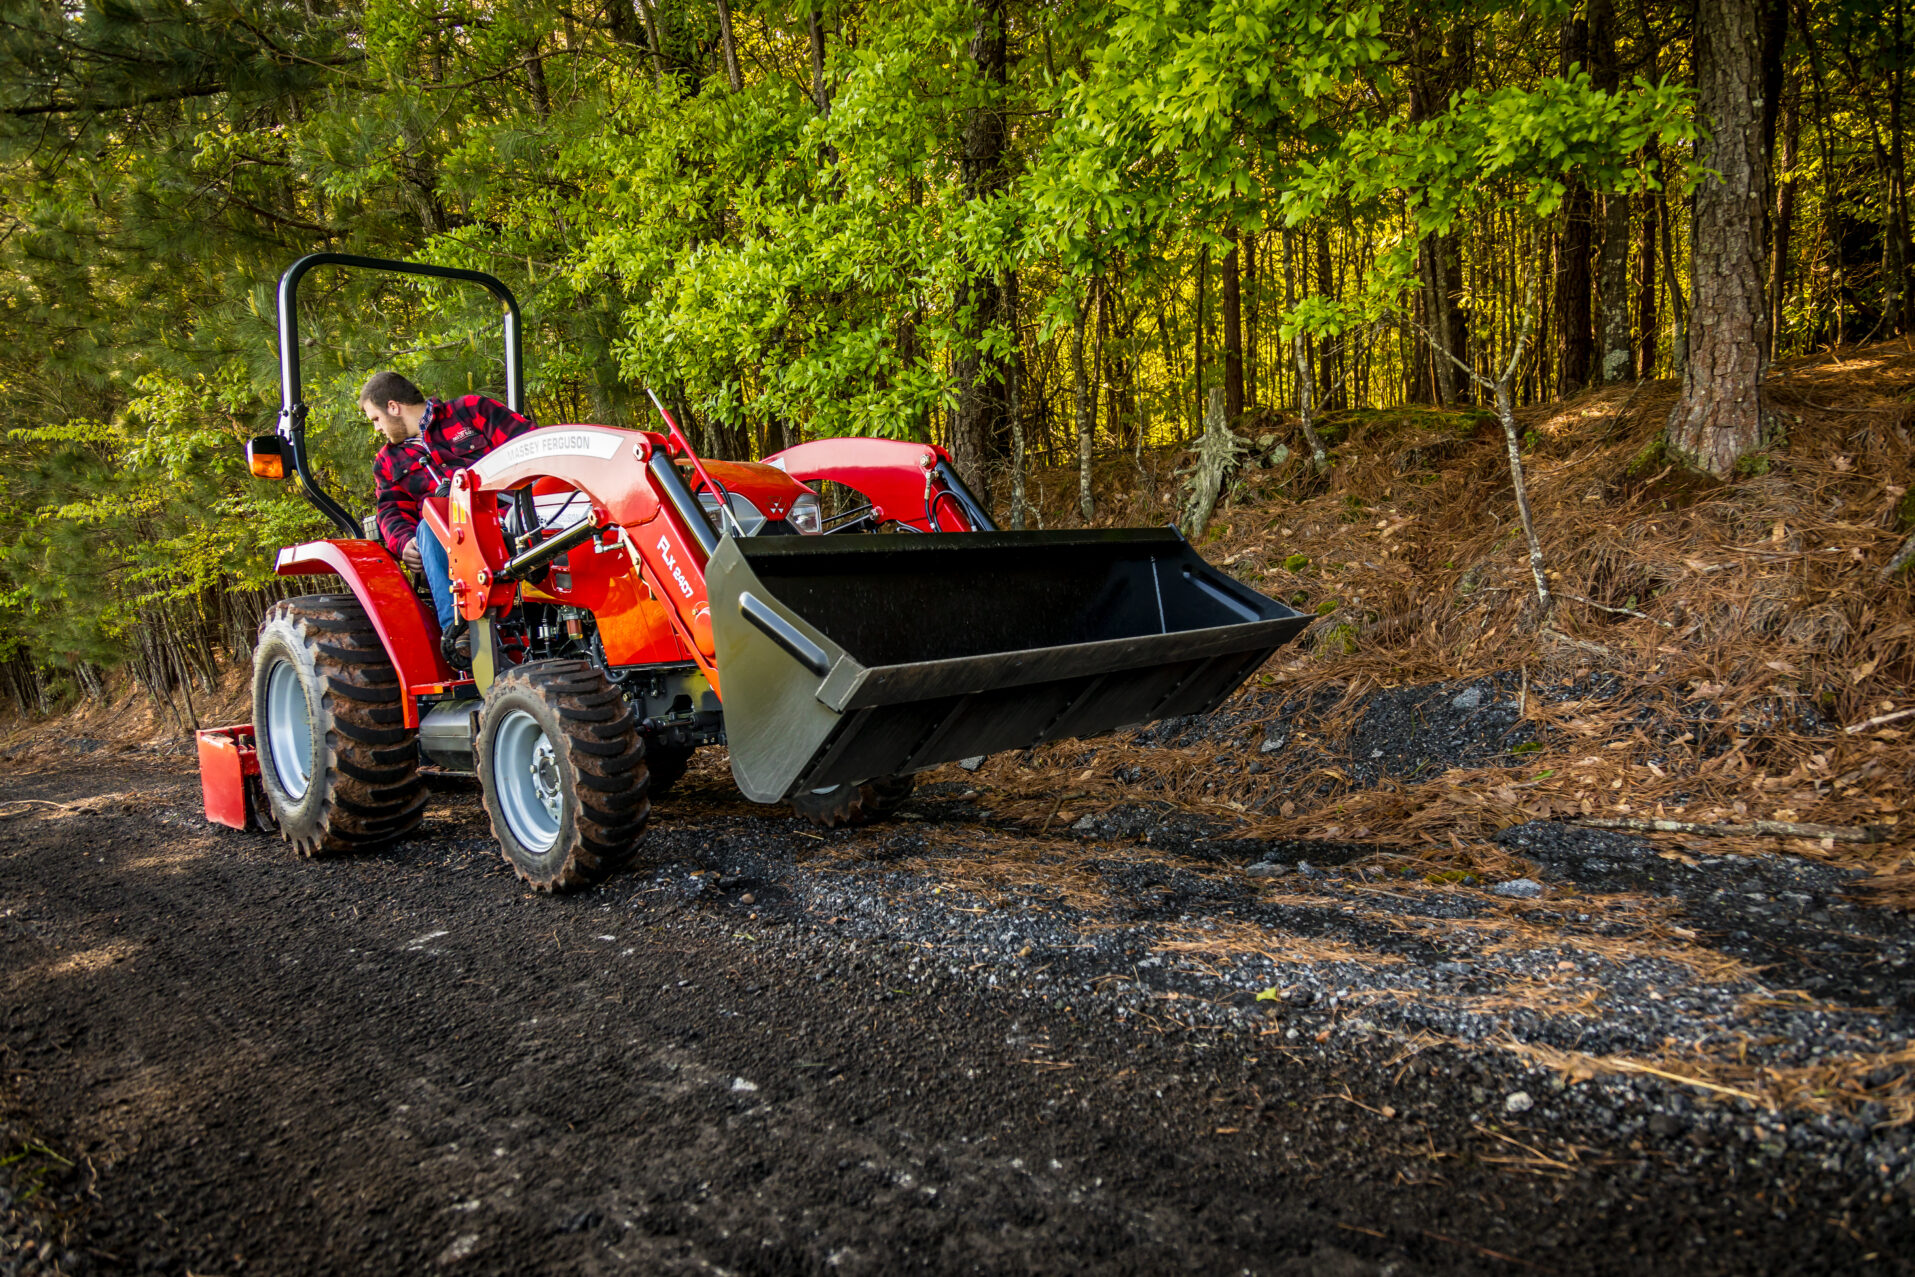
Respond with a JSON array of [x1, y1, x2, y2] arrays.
[[788, 493, 823, 535]]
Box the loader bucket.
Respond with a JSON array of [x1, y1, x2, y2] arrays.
[[707, 529, 1313, 803]]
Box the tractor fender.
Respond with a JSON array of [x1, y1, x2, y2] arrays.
[[764, 437, 967, 531], [274, 540, 453, 715]]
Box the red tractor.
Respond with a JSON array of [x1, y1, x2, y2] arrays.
[[200, 254, 1309, 892]]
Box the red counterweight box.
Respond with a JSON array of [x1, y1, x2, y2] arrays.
[[197, 724, 270, 832]]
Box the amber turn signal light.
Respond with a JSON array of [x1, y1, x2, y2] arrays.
[[246, 436, 287, 480]]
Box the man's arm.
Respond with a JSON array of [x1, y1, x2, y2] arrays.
[[461, 394, 537, 448], [374, 451, 423, 560]]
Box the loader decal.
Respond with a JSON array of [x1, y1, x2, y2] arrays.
[[658, 534, 694, 599], [479, 429, 623, 477]]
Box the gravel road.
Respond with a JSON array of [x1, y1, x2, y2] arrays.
[[2, 750, 1910, 1275]]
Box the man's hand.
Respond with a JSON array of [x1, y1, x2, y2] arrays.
[[401, 539, 423, 570]]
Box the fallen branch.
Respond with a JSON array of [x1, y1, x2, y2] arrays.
[[1540, 627, 1616, 659], [1564, 593, 1674, 628], [1882, 528, 1915, 581], [0, 799, 70, 813], [1572, 815, 1892, 843], [1844, 706, 1915, 735]]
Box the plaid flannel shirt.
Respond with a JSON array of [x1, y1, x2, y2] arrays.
[[373, 395, 537, 555]]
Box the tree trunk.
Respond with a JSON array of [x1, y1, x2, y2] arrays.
[[1556, 193, 1594, 392], [606, 0, 643, 49], [1006, 274, 1027, 529], [1074, 290, 1096, 522], [1760, 0, 1789, 165], [808, 3, 830, 116], [1243, 233, 1258, 410], [1289, 241, 1330, 484], [1598, 194, 1633, 382], [638, 0, 665, 82], [1194, 245, 1207, 436], [1180, 389, 1241, 540], [1667, 0, 1769, 479], [948, 0, 1009, 504], [1891, 0, 1912, 332], [1555, 12, 1594, 394], [1408, 260, 1434, 403], [1222, 229, 1244, 419], [1769, 92, 1798, 359], [1591, 0, 1632, 381], [1423, 237, 1457, 405], [716, 0, 741, 92], [1314, 225, 1339, 411], [1440, 232, 1469, 402], [1659, 188, 1690, 373], [1635, 181, 1660, 378]]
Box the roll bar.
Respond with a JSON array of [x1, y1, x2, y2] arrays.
[[275, 253, 525, 539]]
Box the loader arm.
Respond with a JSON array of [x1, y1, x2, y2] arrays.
[[448, 426, 730, 691]]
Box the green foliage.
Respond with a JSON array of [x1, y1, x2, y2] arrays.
[[1283, 553, 1311, 572], [0, 0, 1870, 700]]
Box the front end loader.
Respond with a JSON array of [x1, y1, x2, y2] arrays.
[[200, 253, 1311, 891]]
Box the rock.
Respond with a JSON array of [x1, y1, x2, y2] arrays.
[[1260, 735, 1286, 753], [731, 1077, 760, 1093], [1246, 862, 1291, 879], [1268, 444, 1290, 466], [1451, 686, 1485, 709], [1257, 433, 1277, 448], [1492, 878, 1544, 899], [436, 1233, 481, 1264], [1071, 814, 1096, 832], [1296, 861, 1319, 878], [958, 756, 985, 771], [740, 892, 756, 906], [1505, 1090, 1534, 1114]]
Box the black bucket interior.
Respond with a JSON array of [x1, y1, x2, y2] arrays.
[[735, 530, 1268, 665]]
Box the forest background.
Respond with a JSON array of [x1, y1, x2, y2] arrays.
[[0, 0, 1908, 713]]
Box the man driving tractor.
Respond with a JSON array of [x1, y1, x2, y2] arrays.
[[358, 370, 538, 631]]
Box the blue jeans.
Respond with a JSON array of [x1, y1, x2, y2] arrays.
[[416, 524, 456, 630]]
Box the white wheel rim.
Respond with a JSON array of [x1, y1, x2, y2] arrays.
[[264, 659, 313, 800], [494, 709, 562, 853]]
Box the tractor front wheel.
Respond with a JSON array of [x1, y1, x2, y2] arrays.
[[788, 775, 915, 828], [251, 594, 424, 857], [476, 660, 650, 891]]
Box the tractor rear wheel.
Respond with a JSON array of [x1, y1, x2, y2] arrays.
[[252, 594, 424, 857], [788, 775, 915, 828], [476, 659, 649, 891]]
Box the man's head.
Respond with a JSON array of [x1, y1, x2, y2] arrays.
[[358, 371, 428, 445]]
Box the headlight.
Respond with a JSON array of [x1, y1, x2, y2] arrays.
[[787, 493, 823, 535]]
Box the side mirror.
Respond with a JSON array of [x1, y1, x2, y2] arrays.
[[247, 435, 287, 480]]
